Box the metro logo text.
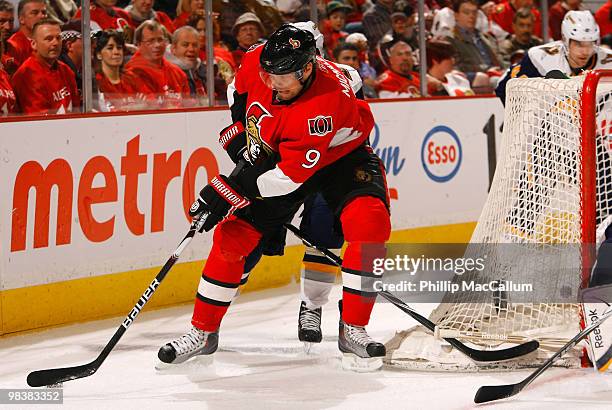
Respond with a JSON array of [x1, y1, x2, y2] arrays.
[[11, 135, 219, 252]]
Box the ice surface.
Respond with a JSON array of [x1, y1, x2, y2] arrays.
[[0, 284, 610, 409]]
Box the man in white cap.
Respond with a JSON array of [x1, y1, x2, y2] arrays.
[[232, 11, 264, 66]]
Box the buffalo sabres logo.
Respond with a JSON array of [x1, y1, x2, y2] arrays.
[[308, 115, 333, 137], [246, 102, 274, 161], [289, 38, 300, 49]]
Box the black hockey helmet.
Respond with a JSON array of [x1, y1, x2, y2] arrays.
[[260, 24, 317, 75]]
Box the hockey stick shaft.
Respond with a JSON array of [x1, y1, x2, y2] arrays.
[[26, 214, 208, 387], [474, 308, 612, 403], [283, 223, 539, 362]]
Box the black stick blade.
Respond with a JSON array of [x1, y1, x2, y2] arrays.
[[474, 383, 521, 403], [27, 363, 98, 387]]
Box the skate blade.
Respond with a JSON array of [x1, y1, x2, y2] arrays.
[[155, 354, 214, 372], [303, 342, 315, 354], [341, 353, 383, 372]]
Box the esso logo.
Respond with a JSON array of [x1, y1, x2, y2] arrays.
[[421, 125, 462, 182]]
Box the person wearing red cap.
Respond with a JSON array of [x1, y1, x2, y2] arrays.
[[11, 19, 79, 114]]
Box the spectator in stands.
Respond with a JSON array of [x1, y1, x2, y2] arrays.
[[0, 1, 13, 58], [432, 0, 507, 42], [549, 0, 583, 41], [426, 39, 473, 96], [58, 28, 82, 96], [44, 0, 77, 24], [125, 0, 175, 34], [187, 14, 235, 91], [376, 40, 421, 98], [94, 29, 138, 111], [0, 14, 16, 115], [11, 19, 79, 114], [231, 12, 263, 67], [124, 19, 189, 108], [491, 0, 541, 38], [322, 1, 351, 59], [334, 41, 360, 70], [345, 32, 378, 97], [174, 0, 204, 29], [363, 0, 394, 52], [4, 0, 47, 75], [596, 0, 612, 38], [445, 0, 501, 85], [276, 0, 302, 23], [498, 7, 542, 67], [75, 0, 132, 32], [166, 25, 208, 106], [389, 11, 418, 51]]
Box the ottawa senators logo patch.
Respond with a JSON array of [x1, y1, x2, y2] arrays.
[[289, 38, 300, 49], [308, 115, 333, 137], [246, 102, 273, 160], [354, 168, 373, 183]]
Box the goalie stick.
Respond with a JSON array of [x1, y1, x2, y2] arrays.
[[474, 307, 612, 404], [283, 223, 540, 363], [26, 212, 209, 388]]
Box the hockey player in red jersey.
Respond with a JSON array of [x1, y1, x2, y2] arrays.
[[158, 24, 391, 371]]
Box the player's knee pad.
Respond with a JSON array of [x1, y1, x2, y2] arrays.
[[340, 196, 390, 243], [212, 217, 262, 263]]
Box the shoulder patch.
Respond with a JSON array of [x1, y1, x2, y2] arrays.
[[308, 115, 333, 137], [510, 65, 521, 78]]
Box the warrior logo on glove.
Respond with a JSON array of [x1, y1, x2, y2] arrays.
[[246, 102, 274, 163]]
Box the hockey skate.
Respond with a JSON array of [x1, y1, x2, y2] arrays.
[[298, 301, 322, 352], [338, 303, 385, 372], [156, 326, 218, 369]]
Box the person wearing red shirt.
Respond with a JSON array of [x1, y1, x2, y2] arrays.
[[11, 19, 79, 114], [4, 0, 47, 75], [549, 0, 583, 41], [94, 30, 140, 111], [0, 67, 17, 115], [377, 40, 421, 98], [231, 12, 264, 67], [174, 0, 204, 29], [125, 0, 175, 34], [74, 0, 133, 31], [492, 0, 542, 38], [322, 1, 351, 60], [596, 0, 612, 38], [124, 20, 189, 108]]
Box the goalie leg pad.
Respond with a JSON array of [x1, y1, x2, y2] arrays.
[[582, 284, 612, 372], [192, 217, 262, 331]]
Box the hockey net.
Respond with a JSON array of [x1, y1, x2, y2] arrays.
[[386, 70, 612, 371]]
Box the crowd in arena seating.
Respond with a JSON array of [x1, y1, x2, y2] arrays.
[[1, 0, 612, 116]]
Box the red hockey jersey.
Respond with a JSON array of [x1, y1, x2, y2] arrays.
[[74, 5, 133, 31], [11, 55, 79, 115], [230, 45, 374, 198], [124, 51, 190, 108], [4, 31, 33, 74], [0, 68, 17, 115]]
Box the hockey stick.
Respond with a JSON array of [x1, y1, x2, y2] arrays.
[[474, 307, 612, 404], [26, 213, 209, 387], [283, 223, 540, 362]]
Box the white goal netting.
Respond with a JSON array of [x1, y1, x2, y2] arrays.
[[386, 73, 612, 370]]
